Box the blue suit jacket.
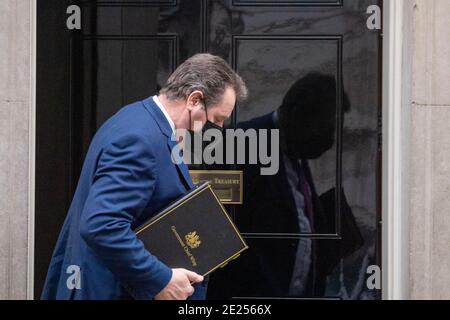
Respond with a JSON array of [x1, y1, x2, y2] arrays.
[[41, 97, 208, 300]]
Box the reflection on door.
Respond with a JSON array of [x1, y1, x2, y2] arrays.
[[36, 0, 382, 299]]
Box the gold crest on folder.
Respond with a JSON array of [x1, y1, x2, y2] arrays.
[[185, 231, 201, 249]]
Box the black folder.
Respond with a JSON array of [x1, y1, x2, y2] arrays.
[[135, 182, 248, 276]]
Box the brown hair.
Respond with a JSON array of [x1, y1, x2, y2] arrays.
[[160, 53, 248, 108]]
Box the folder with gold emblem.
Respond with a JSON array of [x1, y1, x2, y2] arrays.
[[134, 182, 248, 276]]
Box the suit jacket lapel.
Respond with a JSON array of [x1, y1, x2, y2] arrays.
[[167, 138, 194, 189], [142, 96, 194, 189]]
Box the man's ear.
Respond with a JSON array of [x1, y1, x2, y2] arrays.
[[186, 90, 204, 111]]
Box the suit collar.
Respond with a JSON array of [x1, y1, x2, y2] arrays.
[[142, 96, 194, 189], [152, 95, 176, 134], [142, 96, 174, 138], [167, 139, 194, 189]]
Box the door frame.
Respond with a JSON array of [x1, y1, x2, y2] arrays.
[[27, 0, 411, 300], [28, 0, 37, 300], [382, 0, 411, 300]]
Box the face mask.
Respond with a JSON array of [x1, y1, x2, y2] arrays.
[[189, 101, 223, 133], [202, 120, 223, 132], [185, 117, 223, 168], [186, 120, 223, 152]]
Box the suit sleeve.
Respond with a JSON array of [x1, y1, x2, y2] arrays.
[[80, 133, 173, 299]]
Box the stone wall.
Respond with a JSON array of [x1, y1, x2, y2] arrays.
[[409, 0, 450, 300], [0, 0, 34, 299]]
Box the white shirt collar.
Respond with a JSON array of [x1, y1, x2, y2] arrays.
[[153, 95, 176, 134]]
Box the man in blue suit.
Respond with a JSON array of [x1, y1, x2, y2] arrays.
[[41, 53, 248, 300]]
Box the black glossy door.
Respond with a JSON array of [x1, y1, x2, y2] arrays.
[[36, 0, 382, 299]]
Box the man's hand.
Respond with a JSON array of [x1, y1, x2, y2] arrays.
[[154, 268, 204, 300]]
